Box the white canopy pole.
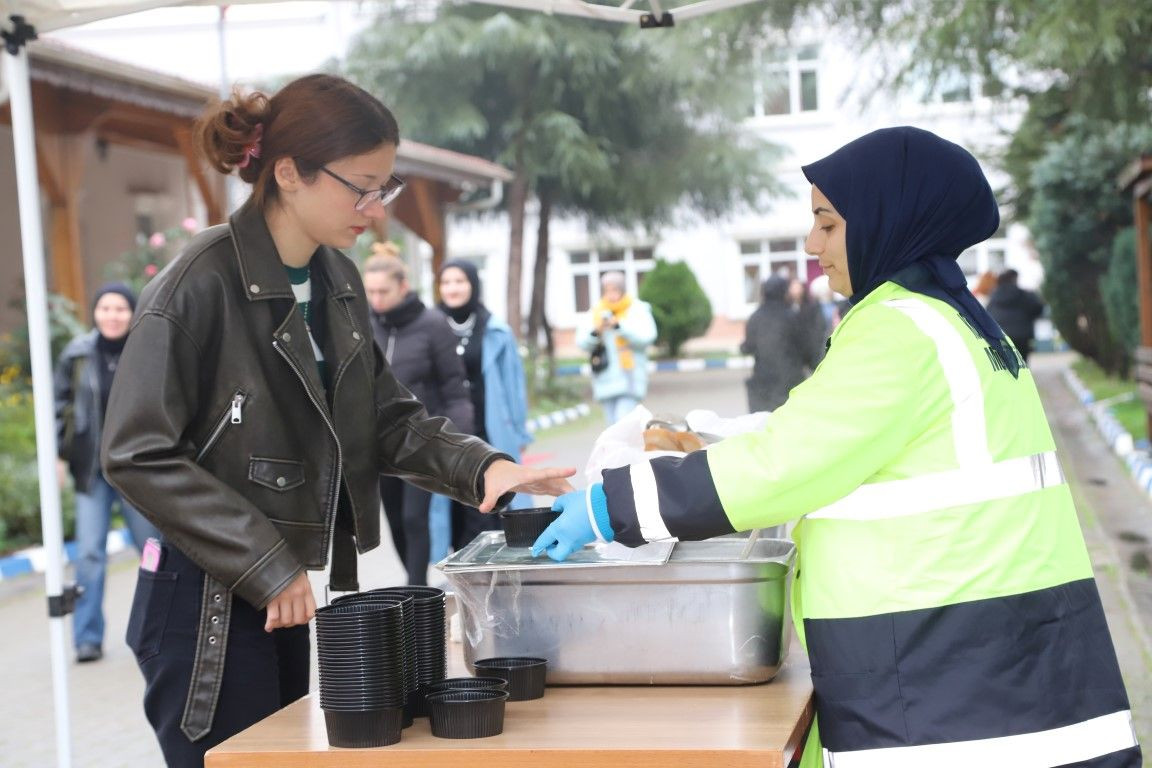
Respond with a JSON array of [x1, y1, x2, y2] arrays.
[[3, 17, 74, 768]]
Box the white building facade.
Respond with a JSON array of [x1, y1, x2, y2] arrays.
[[445, 37, 1040, 355]]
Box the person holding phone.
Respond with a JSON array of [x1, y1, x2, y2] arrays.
[[575, 271, 657, 424]]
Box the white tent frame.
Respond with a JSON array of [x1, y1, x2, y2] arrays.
[[469, 0, 763, 26], [2, 0, 766, 765]]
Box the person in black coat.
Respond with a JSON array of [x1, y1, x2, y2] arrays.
[[741, 274, 826, 413], [364, 250, 474, 584], [54, 283, 159, 663], [986, 269, 1044, 363]]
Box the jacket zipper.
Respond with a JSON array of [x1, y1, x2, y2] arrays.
[[330, 301, 366, 532], [196, 391, 247, 464], [273, 341, 343, 554]]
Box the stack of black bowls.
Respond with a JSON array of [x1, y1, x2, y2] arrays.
[[376, 585, 448, 715], [314, 600, 407, 747], [331, 590, 416, 726]]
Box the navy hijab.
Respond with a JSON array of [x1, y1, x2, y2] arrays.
[[437, 259, 488, 325], [801, 126, 1018, 377]]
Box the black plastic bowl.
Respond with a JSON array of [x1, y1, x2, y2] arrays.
[[426, 689, 508, 739], [499, 507, 561, 548], [472, 657, 547, 701], [424, 677, 509, 699], [322, 707, 404, 748]]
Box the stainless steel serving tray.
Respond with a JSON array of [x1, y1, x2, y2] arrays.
[[439, 531, 676, 572], [439, 532, 795, 685]]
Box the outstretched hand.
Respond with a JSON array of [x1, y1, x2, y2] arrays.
[[479, 459, 576, 514]]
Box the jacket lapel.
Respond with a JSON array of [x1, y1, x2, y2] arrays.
[[229, 202, 328, 402], [313, 253, 366, 393]]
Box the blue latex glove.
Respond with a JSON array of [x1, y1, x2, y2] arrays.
[[532, 485, 614, 561]]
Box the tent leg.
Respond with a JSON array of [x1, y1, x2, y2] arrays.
[[4, 23, 74, 768]]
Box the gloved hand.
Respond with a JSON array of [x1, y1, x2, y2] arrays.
[[531, 485, 614, 562]]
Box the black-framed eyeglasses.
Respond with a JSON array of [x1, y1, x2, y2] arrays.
[[320, 166, 405, 211]]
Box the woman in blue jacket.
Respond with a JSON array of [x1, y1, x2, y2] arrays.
[[435, 260, 534, 551]]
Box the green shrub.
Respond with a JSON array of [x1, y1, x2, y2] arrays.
[[1100, 227, 1142, 376], [0, 384, 75, 555], [638, 260, 712, 357], [1030, 119, 1152, 375], [104, 220, 197, 296], [0, 293, 87, 391]]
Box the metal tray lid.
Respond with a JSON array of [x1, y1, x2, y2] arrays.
[[436, 531, 795, 573], [437, 531, 674, 573], [667, 536, 795, 564]]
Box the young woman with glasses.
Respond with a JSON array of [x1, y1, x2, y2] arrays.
[[101, 73, 574, 766]]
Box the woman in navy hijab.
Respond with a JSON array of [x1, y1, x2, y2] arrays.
[[801, 125, 1019, 374], [536, 126, 1140, 768]]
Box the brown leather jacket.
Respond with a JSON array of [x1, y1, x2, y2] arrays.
[[101, 202, 506, 610]]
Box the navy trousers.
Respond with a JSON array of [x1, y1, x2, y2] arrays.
[[126, 544, 309, 767]]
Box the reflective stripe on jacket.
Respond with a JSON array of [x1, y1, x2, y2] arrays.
[[601, 282, 1139, 767]]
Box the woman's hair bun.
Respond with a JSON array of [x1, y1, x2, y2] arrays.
[[195, 88, 271, 183]]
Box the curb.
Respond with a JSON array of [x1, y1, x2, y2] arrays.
[[555, 355, 752, 378], [1062, 368, 1148, 491], [526, 402, 592, 434], [0, 527, 135, 582]]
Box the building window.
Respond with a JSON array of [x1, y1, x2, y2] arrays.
[[134, 214, 155, 246], [738, 237, 819, 304], [987, 249, 1007, 274], [573, 274, 591, 312], [753, 45, 820, 117], [957, 241, 1012, 284], [569, 246, 657, 312]]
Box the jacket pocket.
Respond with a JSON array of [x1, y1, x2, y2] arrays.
[[248, 457, 306, 492], [125, 569, 178, 664], [196, 390, 247, 465]]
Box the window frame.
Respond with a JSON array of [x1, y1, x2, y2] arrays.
[[568, 246, 658, 312]]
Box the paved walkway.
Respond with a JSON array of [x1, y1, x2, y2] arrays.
[[1, 356, 1149, 766]]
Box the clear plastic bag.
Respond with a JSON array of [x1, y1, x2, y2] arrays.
[[583, 405, 683, 486]]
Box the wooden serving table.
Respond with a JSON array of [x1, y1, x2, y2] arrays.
[[206, 658, 813, 768]]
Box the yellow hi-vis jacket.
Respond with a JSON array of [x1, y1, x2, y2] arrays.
[[600, 282, 1140, 768]]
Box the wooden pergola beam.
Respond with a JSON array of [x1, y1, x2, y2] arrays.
[[1120, 155, 1152, 439], [392, 177, 451, 283], [173, 127, 224, 225], [34, 134, 87, 308]]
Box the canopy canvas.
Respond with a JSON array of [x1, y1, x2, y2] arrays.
[[7, 0, 763, 32], [1, 0, 764, 765]]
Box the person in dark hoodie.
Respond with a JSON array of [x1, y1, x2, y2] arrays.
[[54, 282, 160, 663], [741, 274, 826, 412], [363, 249, 474, 584], [987, 268, 1044, 364]]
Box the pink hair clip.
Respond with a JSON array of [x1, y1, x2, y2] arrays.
[[237, 124, 264, 169]]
